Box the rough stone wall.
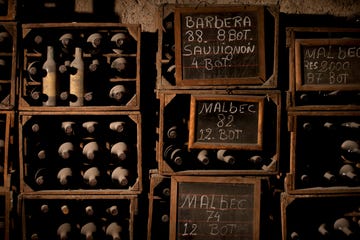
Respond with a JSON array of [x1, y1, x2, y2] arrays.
[[113, 0, 360, 32]]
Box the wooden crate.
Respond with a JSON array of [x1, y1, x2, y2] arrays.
[[156, 4, 279, 90], [18, 111, 142, 195], [18, 193, 138, 240], [0, 22, 17, 109], [147, 170, 170, 240], [19, 23, 141, 111], [156, 89, 281, 176], [0, 111, 14, 190], [0, 0, 16, 21], [281, 192, 360, 240], [286, 110, 360, 194], [286, 27, 360, 111]]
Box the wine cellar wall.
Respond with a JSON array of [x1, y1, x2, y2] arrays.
[[0, 0, 359, 240]]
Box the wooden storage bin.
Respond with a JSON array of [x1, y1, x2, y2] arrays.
[[147, 170, 170, 240], [18, 193, 138, 240], [286, 110, 360, 194], [19, 23, 141, 111], [0, 22, 17, 109], [0, 0, 16, 20], [286, 27, 360, 111], [156, 89, 281, 176], [156, 4, 279, 90], [281, 192, 360, 240], [18, 111, 142, 194], [0, 111, 14, 190]]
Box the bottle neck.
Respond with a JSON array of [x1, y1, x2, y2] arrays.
[[74, 47, 83, 58], [46, 46, 54, 60]]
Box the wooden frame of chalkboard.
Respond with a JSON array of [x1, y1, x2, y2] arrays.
[[174, 6, 266, 86], [188, 94, 264, 150], [295, 38, 360, 91], [170, 176, 261, 240]]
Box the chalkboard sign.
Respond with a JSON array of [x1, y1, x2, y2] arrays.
[[170, 176, 261, 240], [295, 38, 360, 90], [188, 95, 264, 150], [174, 6, 266, 86]]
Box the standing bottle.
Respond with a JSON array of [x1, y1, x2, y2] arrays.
[[69, 47, 84, 106], [42, 46, 57, 106]]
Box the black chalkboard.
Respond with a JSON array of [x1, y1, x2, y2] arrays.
[[295, 38, 360, 90], [174, 6, 266, 86], [188, 95, 264, 150], [170, 176, 261, 240]]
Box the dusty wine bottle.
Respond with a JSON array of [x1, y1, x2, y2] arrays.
[[105, 222, 122, 240], [61, 121, 75, 136], [82, 166, 100, 187], [110, 166, 129, 187], [109, 84, 127, 103], [27, 60, 44, 82], [339, 164, 358, 181], [333, 218, 353, 236], [197, 149, 210, 165], [110, 32, 135, 54], [57, 222, 71, 240], [163, 145, 184, 166], [34, 168, 49, 187], [86, 33, 103, 55], [69, 47, 84, 106], [57, 167, 73, 186], [82, 141, 99, 161], [216, 150, 235, 165], [42, 46, 57, 106], [80, 222, 97, 240], [58, 142, 75, 160], [110, 57, 128, 78], [59, 33, 74, 56], [82, 121, 98, 134], [110, 142, 128, 161], [106, 205, 119, 217]]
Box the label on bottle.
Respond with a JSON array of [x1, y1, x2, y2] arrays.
[[43, 71, 57, 106], [70, 71, 84, 106]]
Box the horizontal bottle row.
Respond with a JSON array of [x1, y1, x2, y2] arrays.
[[25, 164, 137, 190], [21, 196, 136, 240], [294, 91, 360, 107], [283, 194, 360, 240], [23, 28, 137, 56], [287, 113, 360, 192]]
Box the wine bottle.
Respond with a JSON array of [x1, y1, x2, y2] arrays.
[[42, 46, 57, 106], [0, 31, 11, 52], [31, 34, 45, 53], [162, 57, 176, 85], [58, 142, 75, 160], [69, 47, 84, 106], [154, 179, 171, 199], [106, 205, 119, 217], [197, 149, 210, 166], [57, 167, 73, 187], [290, 231, 300, 240], [105, 222, 122, 240], [86, 33, 103, 55], [34, 168, 49, 188], [108, 84, 127, 104], [339, 164, 358, 182], [29, 87, 44, 105], [318, 223, 330, 237], [57, 222, 71, 240], [82, 121, 98, 135], [84, 205, 95, 218], [59, 33, 74, 56], [82, 141, 99, 161], [321, 170, 337, 186], [163, 145, 184, 166], [333, 218, 353, 237], [61, 121, 75, 136], [110, 142, 128, 161], [340, 140, 360, 163], [216, 150, 235, 165], [109, 121, 126, 134], [110, 166, 129, 187], [80, 222, 97, 240], [110, 57, 128, 78], [82, 166, 101, 187], [27, 60, 44, 82], [110, 32, 135, 54]]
